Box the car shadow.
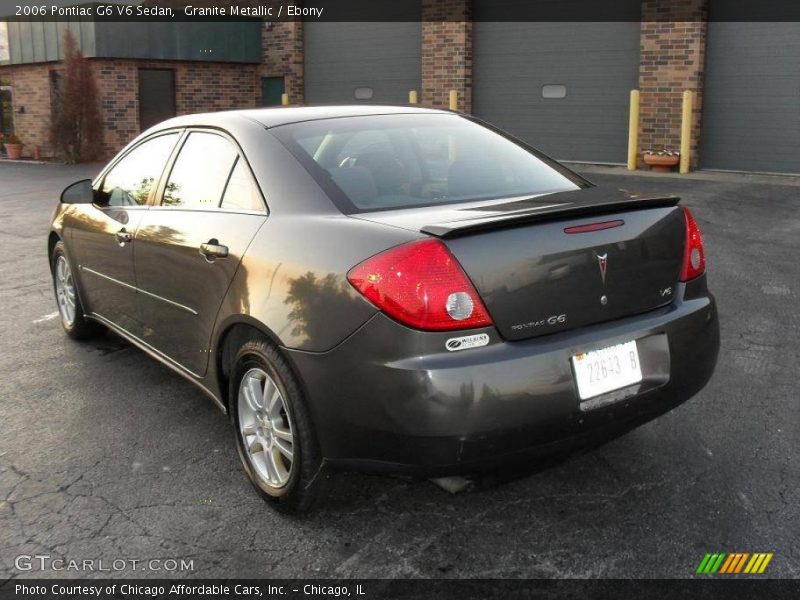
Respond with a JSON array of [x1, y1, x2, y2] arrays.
[[316, 434, 620, 516]]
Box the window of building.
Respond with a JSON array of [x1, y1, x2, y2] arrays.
[[0, 81, 12, 135], [354, 87, 374, 100], [542, 84, 567, 99]]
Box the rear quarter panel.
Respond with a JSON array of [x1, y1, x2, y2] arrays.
[[216, 213, 419, 352]]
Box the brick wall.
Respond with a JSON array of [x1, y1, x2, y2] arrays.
[[98, 60, 259, 156], [421, 0, 472, 112], [1, 2, 297, 158], [0, 58, 260, 159], [94, 59, 260, 157], [0, 64, 52, 157], [93, 61, 137, 157], [639, 0, 708, 168], [260, 20, 304, 104], [153, 0, 305, 104]]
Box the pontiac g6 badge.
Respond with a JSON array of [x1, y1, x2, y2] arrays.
[[597, 252, 608, 284]]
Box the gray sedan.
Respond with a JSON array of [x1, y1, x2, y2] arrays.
[[48, 106, 719, 512]]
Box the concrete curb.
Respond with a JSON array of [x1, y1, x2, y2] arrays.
[[0, 158, 51, 165], [570, 163, 800, 187]]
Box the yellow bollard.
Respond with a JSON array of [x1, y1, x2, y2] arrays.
[[627, 90, 640, 171], [409, 90, 418, 104], [449, 90, 458, 111], [680, 90, 693, 174], [281, 93, 289, 106]]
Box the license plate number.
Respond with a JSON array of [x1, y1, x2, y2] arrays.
[[571, 340, 643, 400]]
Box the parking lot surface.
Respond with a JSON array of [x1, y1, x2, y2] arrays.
[[1, 161, 798, 578]]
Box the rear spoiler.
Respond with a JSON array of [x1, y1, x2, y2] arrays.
[[420, 189, 681, 238]]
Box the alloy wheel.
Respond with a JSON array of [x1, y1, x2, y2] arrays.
[[54, 255, 77, 327], [237, 367, 295, 488]]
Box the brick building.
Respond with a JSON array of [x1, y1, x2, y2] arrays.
[[1, 0, 797, 173]]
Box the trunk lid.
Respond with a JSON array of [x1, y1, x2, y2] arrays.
[[354, 187, 685, 340]]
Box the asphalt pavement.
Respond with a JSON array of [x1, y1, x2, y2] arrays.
[[1, 161, 797, 579]]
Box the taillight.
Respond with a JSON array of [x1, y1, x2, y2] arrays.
[[347, 239, 493, 331], [680, 206, 706, 282]]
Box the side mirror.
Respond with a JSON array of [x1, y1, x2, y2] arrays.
[[60, 179, 94, 204]]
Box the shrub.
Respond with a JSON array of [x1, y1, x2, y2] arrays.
[[50, 30, 103, 163]]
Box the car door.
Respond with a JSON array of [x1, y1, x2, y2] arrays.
[[133, 129, 267, 376], [68, 132, 180, 334]]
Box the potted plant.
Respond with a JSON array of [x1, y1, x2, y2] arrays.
[[643, 148, 680, 173], [4, 133, 23, 160]]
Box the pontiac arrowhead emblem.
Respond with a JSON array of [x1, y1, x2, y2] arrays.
[[597, 253, 608, 284]]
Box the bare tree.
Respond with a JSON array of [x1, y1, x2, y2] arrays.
[[50, 30, 103, 163]]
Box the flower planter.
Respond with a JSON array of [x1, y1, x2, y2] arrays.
[[5, 144, 24, 160], [643, 153, 679, 173], [4, 143, 23, 160]]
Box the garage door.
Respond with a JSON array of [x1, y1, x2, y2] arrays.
[[472, 1, 641, 163], [700, 21, 800, 174], [304, 4, 421, 105]]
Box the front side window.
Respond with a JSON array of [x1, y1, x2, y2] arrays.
[[100, 133, 179, 207], [271, 113, 585, 213], [162, 132, 237, 208]]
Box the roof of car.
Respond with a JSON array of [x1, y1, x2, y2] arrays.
[[155, 105, 451, 131]]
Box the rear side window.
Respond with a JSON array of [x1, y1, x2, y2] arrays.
[[162, 132, 237, 208], [271, 113, 584, 213], [100, 133, 179, 207], [221, 158, 264, 212]]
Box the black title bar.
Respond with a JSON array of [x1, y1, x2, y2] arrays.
[[2, 579, 800, 600], [3, 0, 800, 22]]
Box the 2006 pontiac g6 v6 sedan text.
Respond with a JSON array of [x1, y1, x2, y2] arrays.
[[48, 106, 719, 512]]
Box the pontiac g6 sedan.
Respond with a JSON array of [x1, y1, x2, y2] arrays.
[[49, 106, 719, 512]]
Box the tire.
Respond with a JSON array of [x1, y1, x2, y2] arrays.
[[230, 336, 327, 513], [50, 240, 103, 340]]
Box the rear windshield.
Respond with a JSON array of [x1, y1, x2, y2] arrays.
[[270, 113, 585, 213]]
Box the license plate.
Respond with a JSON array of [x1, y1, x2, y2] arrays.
[[571, 340, 643, 400]]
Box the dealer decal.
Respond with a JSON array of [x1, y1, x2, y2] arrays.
[[446, 333, 490, 352]]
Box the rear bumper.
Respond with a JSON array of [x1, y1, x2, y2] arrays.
[[285, 277, 719, 476]]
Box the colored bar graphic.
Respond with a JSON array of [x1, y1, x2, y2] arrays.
[[751, 554, 766, 573], [698, 552, 773, 575], [719, 554, 736, 574], [758, 553, 773, 573], [697, 553, 726, 574], [696, 554, 713, 574], [734, 553, 750, 573], [744, 554, 759, 573], [722, 553, 749, 574], [711, 553, 726, 573]]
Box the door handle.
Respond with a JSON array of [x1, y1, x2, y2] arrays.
[[115, 228, 133, 245], [200, 239, 229, 260]]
